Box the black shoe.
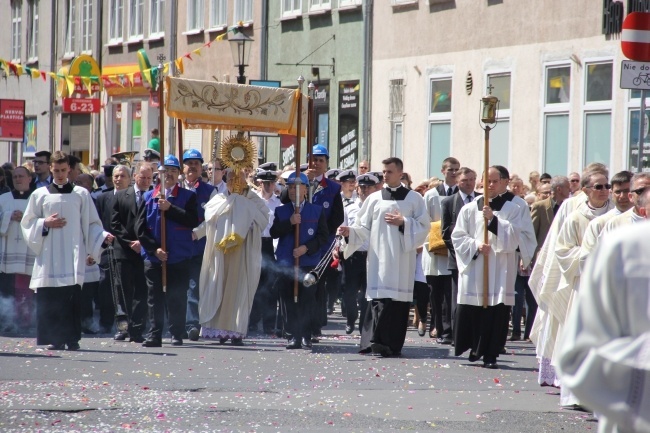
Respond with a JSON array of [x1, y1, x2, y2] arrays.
[[66, 342, 80, 351], [114, 332, 129, 341], [231, 338, 244, 346], [171, 337, 183, 346], [301, 337, 312, 349], [311, 337, 320, 343], [129, 335, 145, 343], [219, 337, 228, 345], [345, 324, 354, 335], [499, 347, 507, 354], [468, 353, 480, 362], [436, 337, 452, 345], [286, 338, 302, 349], [188, 327, 200, 341], [509, 334, 521, 342], [483, 362, 499, 369], [46, 343, 65, 350], [142, 339, 162, 348], [82, 327, 96, 335], [371, 342, 393, 357]]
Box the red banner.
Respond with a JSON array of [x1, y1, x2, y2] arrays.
[[0, 99, 26, 141], [63, 98, 100, 114]]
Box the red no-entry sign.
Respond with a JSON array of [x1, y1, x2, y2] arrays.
[[622, 12, 650, 61]]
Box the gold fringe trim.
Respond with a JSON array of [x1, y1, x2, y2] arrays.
[[216, 232, 244, 253]]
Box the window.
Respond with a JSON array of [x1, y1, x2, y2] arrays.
[[430, 78, 452, 113], [209, 0, 226, 29], [585, 112, 612, 165], [11, 1, 22, 61], [187, 0, 204, 31], [487, 73, 511, 110], [150, 0, 164, 36], [428, 122, 451, 177], [282, 0, 301, 17], [339, 0, 362, 8], [27, 0, 38, 60], [428, 77, 452, 176], [487, 73, 511, 165], [583, 61, 612, 167], [391, 123, 403, 159], [389, 79, 404, 121], [81, 0, 92, 52], [586, 63, 613, 102], [546, 66, 571, 104], [234, 0, 253, 23], [65, 0, 77, 56], [129, 0, 144, 39], [310, 0, 331, 11], [109, 0, 124, 42], [543, 64, 571, 176]]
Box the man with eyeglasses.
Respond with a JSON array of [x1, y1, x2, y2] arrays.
[[358, 160, 369, 175], [600, 172, 650, 236], [550, 169, 615, 408], [207, 158, 228, 194], [568, 172, 581, 196], [579, 171, 634, 273], [31, 150, 53, 189]]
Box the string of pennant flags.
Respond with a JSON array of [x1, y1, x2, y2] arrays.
[[0, 25, 240, 96]]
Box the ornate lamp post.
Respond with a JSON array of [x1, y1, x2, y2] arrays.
[[229, 29, 254, 85], [479, 86, 499, 308]]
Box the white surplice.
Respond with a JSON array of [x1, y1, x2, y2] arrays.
[[0, 192, 35, 275], [601, 207, 646, 236], [20, 185, 107, 290], [196, 190, 269, 336], [558, 221, 650, 433], [452, 196, 537, 307], [343, 190, 430, 302], [579, 208, 622, 273]]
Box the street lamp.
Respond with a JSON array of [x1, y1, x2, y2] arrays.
[[229, 29, 254, 85]]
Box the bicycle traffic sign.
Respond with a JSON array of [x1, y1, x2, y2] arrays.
[[621, 60, 650, 90]]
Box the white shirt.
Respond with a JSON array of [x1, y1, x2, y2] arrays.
[[256, 191, 282, 238]]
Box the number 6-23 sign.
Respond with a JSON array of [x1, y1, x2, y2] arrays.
[[62, 97, 100, 114]]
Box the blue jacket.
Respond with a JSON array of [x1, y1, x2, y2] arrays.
[[136, 184, 198, 265], [187, 179, 215, 257], [271, 202, 328, 268], [311, 177, 344, 255]]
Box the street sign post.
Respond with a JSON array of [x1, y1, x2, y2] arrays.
[[62, 98, 100, 114]]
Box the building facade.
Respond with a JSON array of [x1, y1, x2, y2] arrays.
[[372, 0, 640, 183], [266, 0, 365, 170]]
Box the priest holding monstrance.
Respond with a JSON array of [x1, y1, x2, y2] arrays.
[[195, 135, 269, 345]]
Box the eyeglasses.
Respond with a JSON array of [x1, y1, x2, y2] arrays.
[[570, 179, 580, 183], [631, 187, 647, 195], [586, 183, 611, 191]]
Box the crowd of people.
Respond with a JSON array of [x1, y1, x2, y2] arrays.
[[0, 145, 649, 431]]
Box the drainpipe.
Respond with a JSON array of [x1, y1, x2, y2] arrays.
[[94, 0, 103, 165], [48, 0, 57, 154], [261, 0, 268, 80], [361, 0, 373, 163], [168, 0, 178, 154]]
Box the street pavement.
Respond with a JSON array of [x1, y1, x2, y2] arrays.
[[0, 311, 596, 432]]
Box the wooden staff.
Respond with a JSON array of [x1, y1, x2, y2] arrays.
[[482, 126, 490, 308], [157, 56, 167, 293], [293, 76, 305, 303]]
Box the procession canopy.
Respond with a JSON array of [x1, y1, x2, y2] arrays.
[[165, 77, 308, 136]]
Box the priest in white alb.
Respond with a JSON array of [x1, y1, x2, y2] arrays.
[[195, 169, 269, 345], [452, 165, 536, 369], [558, 220, 650, 433], [338, 157, 430, 358], [21, 151, 112, 351]]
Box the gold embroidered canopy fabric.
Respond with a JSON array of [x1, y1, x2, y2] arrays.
[[165, 77, 308, 136]]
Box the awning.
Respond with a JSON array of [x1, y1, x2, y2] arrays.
[[101, 64, 150, 97]]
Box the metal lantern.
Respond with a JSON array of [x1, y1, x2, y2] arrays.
[[229, 30, 254, 84], [481, 94, 499, 124]]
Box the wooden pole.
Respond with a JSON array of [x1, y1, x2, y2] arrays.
[[482, 126, 490, 308], [293, 76, 305, 303], [157, 59, 167, 293]]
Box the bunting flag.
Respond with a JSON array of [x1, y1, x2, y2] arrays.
[[0, 23, 240, 89]]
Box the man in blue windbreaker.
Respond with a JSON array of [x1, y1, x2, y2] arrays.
[[136, 155, 198, 347], [270, 172, 328, 350]]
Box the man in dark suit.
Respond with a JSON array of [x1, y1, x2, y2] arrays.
[[530, 175, 571, 263], [110, 164, 154, 343], [441, 167, 479, 334], [435, 157, 461, 197]]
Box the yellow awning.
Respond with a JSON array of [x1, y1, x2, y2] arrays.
[[101, 64, 150, 97]]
